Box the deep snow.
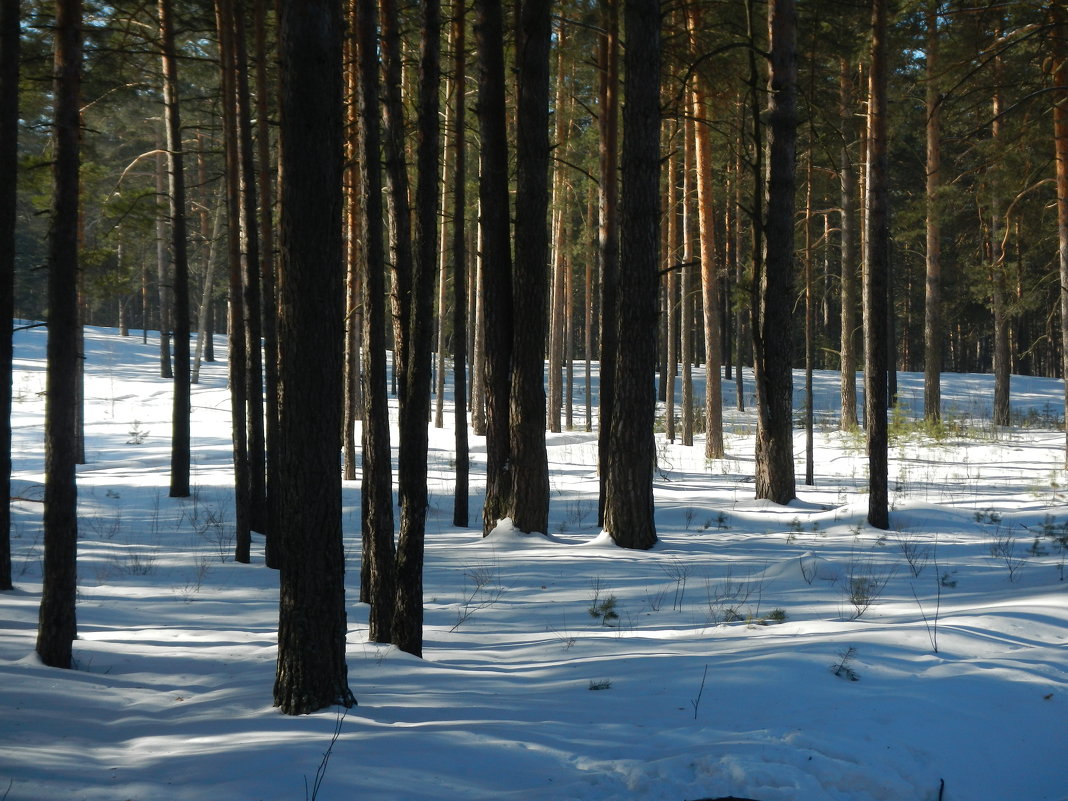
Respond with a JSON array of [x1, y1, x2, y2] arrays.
[[1, 324, 1066, 801]]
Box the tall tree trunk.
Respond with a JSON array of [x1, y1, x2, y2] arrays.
[[603, 0, 659, 551], [392, 0, 442, 658], [754, 0, 797, 505], [585, 186, 595, 433], [547, 29, 568, 436], [470, 215, 487, 436], [686, 4, 724, 458], [839, 58, 860, 429], [665, 147, 678, 443], [923, 1, 942, 423], [680, 117, 694, 448], [155, 143, 173, 380], [215, 0, 251, 561], [865, 0, 890, 530], [0, 0, 19, 590], [596, 0, 619, 526], [159, 0, 191, 499], [254, 0, 280, 564], [37, 0, 81, 668], [433, 69, 453, 431], [475, 0, 514, 534], [990, 37, 1010, 428], [273, 0, 355, 715], [1052, 1, 1068, 465], [508, 0, 551, 535], [342, 15, 361, 484], [803, 154, 814, 486], [354, 0, 396, 642], [451, 0, 469, 527]]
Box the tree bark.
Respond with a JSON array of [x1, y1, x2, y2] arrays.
[[865, 0, 890, 530], [603, 0, 659, 551], [354, 0, 396, 642], [475, 0, 514, 534], [508, 0, 551, 536], [155, 143, 172, 380], [273, 0, 355, 715], [0, 0, 19, 591], [922, 1, 941, 423], [990, 38, 1010, 429], [681, 116, 695, 448], [754, 0, 797, 505], [159, 0, 191, 499], [451, 0, 469, 527], [1052, 1, 1068, 464], [215, 0, 252, 562], [547, 28, 568, 436], [37, 0, 81, 669], [839, 58, 859, 430], [665, 147, 678, 443], [392, 0, 441, 658], [596, 0, 619, 526]]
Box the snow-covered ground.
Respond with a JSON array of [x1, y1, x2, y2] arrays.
[[2, 325, 1066, 801]]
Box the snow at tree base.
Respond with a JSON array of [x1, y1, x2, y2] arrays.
[[1, 326, 1066, 801]]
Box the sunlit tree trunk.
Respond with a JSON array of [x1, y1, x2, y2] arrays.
[[680, 117, 694, 448], [990, 35, 1010, 429], [664, 147, 678, 443], [923, 0, 942, 423], [839, 57, 860, 430]]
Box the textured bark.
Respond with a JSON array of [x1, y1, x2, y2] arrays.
[[475, 0, 514, 534], [508, 0, 551, 535], [754, 0, 797, 505], [37, 0, 81, 668], [160, 0, 191, 500], [839, 58, 860, 430], [0, 0, 19, 590], [354, 0, 395, 642], [990, 40, 1010, 429], [393, 0, 441, 658], [922, 1, 942, 423], [451, 0, 469, 527], [681, 117, 694, 448], [596, 0, 619, 526], [214, 0, 251, 562], [547, 29, 568, 436], [273, 0, 355, 715], [1052, 1, 1068, 464], [664, 148, 678, 444], [603, 0, 659, 551], [865, 0, 890, 530], [155, 145, 172, 380], [686, 16, 724, 459]]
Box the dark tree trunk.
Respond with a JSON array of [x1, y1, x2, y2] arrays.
[[839, 57, 859, 430], [255, 0, 280, 567], [603, 0, 659, 551], [214, 0, 251, 562], [754, 0, 797, 505], [0, 0, 19, 591], [451, 0, 469, 528], [273, 0, 355, 715], [160, 0, 191, 499], [508, 0, 551, 535], [354, 0, 396, 643], [392, 0, 441, 659], [227, 0, 267, 530], [155, 144, 172, 380], [37, 0, 81, 668], [865, 0, 890, 530], [475, 0, 514, 534], [596, 0, 619, 526]]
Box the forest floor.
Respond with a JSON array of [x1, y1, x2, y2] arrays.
[[1, 324, 1066, 801]]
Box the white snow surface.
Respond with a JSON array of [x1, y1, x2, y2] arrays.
[[2, 325, 1067, 801]]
